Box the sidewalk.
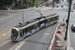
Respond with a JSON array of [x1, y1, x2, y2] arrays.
[[38, 6, 53, 10], [54, 24, 67, 50], [48, 23, 67, 50]]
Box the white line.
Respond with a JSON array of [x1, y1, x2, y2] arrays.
[[48, 24, 59, 50], [15, 41, 25, 50], [67, 26, 70, 50], [15, 38, 28, 50], [44, 33, 49, 35], [0, 39, 11, 47]]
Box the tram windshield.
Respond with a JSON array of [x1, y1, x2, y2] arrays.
[[11, 29, 17, 38]]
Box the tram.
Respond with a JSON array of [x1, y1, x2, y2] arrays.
[[11, 13, 59, 41]]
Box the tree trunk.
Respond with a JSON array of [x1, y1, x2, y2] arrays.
[[33, 0, 35, 5], [14, 0, 17, 7]]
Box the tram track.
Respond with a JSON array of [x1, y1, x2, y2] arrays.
[[0, 23, 57, 50], [0, 7, 61, 50], [18, 23, 57, 50]]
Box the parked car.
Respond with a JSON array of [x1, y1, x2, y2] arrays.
[[46, 3, 49, 7], [56, 4, 60, 8], [36, 4, 39, 8], [42, 3, 44, 6], [61, 4, 64, 7], [71, 24, 75, 31], [39, 3, 42, 7]]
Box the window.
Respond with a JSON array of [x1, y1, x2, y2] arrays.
[[23, 29, 27, 35], [20, 30, 23, 37], [55, 16, 59, 20], [11, 29, 18, 38], [31, 25, 35, 30], [46, 19, 50, 23], [40, 20, 46, 24], [26, 27, 31, 33], [34, 23, 40, 29], [50, 18, 54, 22]]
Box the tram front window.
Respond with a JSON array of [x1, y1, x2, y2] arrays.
[[11, 29, 17, 38]]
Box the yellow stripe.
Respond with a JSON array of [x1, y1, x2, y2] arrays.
[[18, 21, 39, 31], [11, 38, 16, 40], [51, 21, 56, 24], [2, 34, 6, 35]]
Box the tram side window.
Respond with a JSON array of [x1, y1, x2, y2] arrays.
[[50, 18, 54, 22], [31, 25, 35, 30], [23, 29, 27, 35], [46, 19, 50, 23], [40, 20, 46, 24], [53, 18, 55, 21], [20, 30, 23, 37], [55, 16, 59, 20], [26, 27, 31, 33], [34, 23, 40, 29]]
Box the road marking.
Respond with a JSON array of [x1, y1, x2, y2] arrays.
[[67, 27, 70, 50], [15, 41, 25, 50], [0, 40, 11, 47], [14, 38, 28, 50], [44, 33, 49, 35], [2, 34, 6, 35]]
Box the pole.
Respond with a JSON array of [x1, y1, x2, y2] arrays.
[[36, 10, 42, 17], [22, 0, 24, 24], [64, 0, 72, 40]]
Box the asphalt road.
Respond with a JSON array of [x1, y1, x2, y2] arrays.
[[69, 9, 75, 50], [19, 23, 57, 50], [0, 8, 36, 48], [0, 5, 68, 50]]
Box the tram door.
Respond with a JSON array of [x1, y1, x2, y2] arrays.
[[40, 21, 45, 28], [46, 19, 50, 26], [34, 23, 40, 31], [19, 30, 25, 40]]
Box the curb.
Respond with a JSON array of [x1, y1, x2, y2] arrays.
[[48, 24, 59, 50], [67, 25, 70, 50]]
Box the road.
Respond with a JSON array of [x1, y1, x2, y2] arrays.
[[0, 4, 68, 50], [68, 1, 75, 49], [69, 11, 75, 50], [19, 5, 69, 50], [19, 23, 57, 50]]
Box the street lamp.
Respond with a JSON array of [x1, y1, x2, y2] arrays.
[[64, 0, 72, 40]]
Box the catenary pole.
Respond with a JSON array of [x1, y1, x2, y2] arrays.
[[65, 0, 72, 40], [22, 0, 24, 24]]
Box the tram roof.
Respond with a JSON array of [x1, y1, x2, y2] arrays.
[[14, 13, 58, 28]]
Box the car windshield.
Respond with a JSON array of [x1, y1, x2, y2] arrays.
[[11, 29, 17, 38]]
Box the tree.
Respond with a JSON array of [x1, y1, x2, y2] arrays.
[[14, 0, 17, 7], [33, 0, 35, 5]]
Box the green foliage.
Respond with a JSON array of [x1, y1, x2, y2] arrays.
[[57, 0, 60, 4], [67, 0, 69, 4], [0, 0, 13, 9], [27, 0, 44, 5], [34, 0, 43, 5]]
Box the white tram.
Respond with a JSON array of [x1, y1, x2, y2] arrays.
[[11, 13, 59, 41]]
